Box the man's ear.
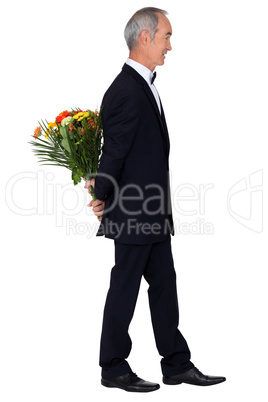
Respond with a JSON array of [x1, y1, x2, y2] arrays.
[[139, 30, 151, 46]]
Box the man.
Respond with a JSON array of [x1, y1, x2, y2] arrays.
[[85, 7, 226, 392]]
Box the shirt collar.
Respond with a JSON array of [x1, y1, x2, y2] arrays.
[[126, 58, 154, 86]]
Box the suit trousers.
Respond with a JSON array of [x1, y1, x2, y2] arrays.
[[99, 234, 194, 379]]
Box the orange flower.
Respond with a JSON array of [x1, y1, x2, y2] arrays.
[[34, 126, 42, 138], [56, 110, 70, 124]]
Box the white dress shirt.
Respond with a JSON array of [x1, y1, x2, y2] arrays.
[[126, 58, 161, 114]]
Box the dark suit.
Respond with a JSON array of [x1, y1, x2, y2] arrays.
[[95, 64, 173, 244], [94, 63, 193, 379]]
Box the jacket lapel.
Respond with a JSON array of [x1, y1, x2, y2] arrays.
[[122, 64, 170, 157]]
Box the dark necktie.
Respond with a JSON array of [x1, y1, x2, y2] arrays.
[[151, 71, 157, 84]]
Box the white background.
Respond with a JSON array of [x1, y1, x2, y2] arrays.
[[1, 0, 267, 401]]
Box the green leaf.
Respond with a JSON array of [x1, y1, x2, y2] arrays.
[[61, 138, 71, 153], [59, 126, 68, 138], [72, 170, 82, 185]]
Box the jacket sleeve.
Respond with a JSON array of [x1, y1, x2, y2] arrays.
[[94, 89, 141, 201]]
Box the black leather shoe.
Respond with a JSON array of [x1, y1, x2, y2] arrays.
[[101, 372, 160, 392], [163, 367, 226, 386]]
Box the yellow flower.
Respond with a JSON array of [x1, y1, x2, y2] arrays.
[[73, 112, 84, 120], [73, 111, 89, 121], [48, 122, 57, 129], [45, 128, 54, 138]]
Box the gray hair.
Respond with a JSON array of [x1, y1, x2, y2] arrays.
[[124, 7, 168, 51]]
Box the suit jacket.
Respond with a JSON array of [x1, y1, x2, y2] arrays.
[[94, 63, 174, 244]]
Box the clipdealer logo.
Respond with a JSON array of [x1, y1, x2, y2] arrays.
[[5, 170, 215, 237], [5, 169, 264, 237]]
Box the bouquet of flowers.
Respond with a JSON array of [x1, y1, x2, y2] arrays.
[[29, 108, 103, 201]]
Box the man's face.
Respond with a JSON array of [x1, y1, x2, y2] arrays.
[[147, 13, 172, 70]]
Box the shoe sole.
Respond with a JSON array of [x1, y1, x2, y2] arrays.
[[163, 377, 226, 386]]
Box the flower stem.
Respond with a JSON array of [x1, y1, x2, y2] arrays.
[[90, 185, 96, 201]]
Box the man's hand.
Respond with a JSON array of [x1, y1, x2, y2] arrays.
[[84, 178, 105, 219]]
